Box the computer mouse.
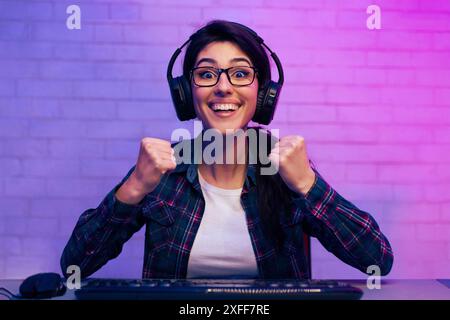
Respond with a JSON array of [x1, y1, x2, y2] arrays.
[[19, 272, 67, 299]]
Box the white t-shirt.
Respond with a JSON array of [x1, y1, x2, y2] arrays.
[[186, 170, 259, 279]]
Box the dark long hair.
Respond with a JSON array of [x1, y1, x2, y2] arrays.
[[253, 126, 292, 250], [183, 20, 290, 250]]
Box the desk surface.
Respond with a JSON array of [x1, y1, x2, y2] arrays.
[[1, 279, 449, 300]]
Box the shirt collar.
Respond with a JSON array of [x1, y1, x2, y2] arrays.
[[171, 135, 258, 192]]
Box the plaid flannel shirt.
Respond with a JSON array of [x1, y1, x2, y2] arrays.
[[61, 139, 393, 279]]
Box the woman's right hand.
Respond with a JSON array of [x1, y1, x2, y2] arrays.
[[116, 138, 177, 204]]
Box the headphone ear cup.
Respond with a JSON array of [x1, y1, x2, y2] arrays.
[[252, 81, 281, 125], [256, 86, 266, 110], [180, 76, 196, 119], [169, 76, 196, 121]]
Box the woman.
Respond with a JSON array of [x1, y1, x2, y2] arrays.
[[61, 20, 393, 279]]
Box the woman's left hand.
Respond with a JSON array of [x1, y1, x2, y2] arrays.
[[269, 135, 316, 195]]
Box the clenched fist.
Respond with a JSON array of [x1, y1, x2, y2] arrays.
[[268, 135, 316, 196], [116, 138, 177, 204]]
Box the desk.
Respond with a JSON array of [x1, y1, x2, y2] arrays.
[[1, 279, 449, 300]]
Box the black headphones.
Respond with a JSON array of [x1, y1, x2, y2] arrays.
[[166, 22, 284, 125]]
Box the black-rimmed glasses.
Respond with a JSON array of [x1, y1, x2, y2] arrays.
[[190, 66, 257, 87]]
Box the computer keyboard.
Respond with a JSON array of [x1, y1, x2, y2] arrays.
[[74, 278, 364, 300]]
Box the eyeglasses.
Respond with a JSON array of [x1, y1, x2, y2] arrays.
[[190, 66, 257, 87]]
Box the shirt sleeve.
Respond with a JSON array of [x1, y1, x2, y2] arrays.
[[291, 168, 394, 276], [60, 165, 146, 279]]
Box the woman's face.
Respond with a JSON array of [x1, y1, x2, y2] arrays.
[[191, 41, 259, 135]]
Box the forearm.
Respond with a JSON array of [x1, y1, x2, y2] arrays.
[[115, 170, 149, 205], [61, 167, 145, 278], [291, 167, 317, 196], [292, 169, 394, 275]]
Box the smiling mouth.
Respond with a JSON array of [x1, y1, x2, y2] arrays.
[[208, 103, 242, 113]]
